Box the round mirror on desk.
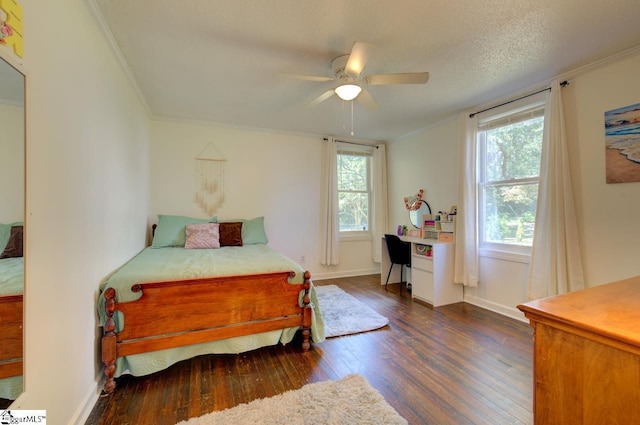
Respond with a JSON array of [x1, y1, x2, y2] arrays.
[[409, 200, 431, 228]]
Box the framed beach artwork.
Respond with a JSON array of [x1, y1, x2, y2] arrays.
[[605, 102, 640, 184]]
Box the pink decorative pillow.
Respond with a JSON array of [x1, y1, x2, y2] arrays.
[[185, 223, 220, 249]]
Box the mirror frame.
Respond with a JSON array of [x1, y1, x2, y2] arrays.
[[409, 200, 431, 228]]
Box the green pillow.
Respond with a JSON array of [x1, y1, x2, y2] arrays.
[[242, 217, 268, 245], [0, 222, 23, 252], [219, 217, 269, 245], [152, 215, 217, 248]]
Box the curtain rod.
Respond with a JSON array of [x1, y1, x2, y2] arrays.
[[323, 137, 379, 149], [469, 80, 568, 119]]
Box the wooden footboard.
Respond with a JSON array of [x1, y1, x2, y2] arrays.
[[102, 270, 312, 394], [0, 294, 23, 379]]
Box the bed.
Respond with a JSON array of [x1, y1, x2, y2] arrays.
[[99, 216, 324, 394], [0, 223, 24, 401]]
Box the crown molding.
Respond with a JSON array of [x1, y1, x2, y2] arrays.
[[558, 44, 640, 81], [85, 0, 153, 119]]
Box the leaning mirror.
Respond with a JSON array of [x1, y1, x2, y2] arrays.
[[0, 54, 25, 406]]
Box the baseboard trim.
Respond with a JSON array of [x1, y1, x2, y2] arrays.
[[70, 375, 104, 425], [314, 272, 529, 323], [312, 268, 380, 281], [463, 294, 528, 323], [8, 390, 27, 409]]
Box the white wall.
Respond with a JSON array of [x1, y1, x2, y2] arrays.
[[149, 120, 380, 279], [387, 117, 461, 232], [13, 1, 151, 423], [0, 103, 24, 222], [387, 48, 640, 321], [564, 51, 640, 285]]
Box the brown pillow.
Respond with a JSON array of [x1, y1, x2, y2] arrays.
[[0, 225, 23, 258], [219, 222, 243, 246]]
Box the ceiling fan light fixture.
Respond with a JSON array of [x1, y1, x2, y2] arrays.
[[335, 84, 362, 101]]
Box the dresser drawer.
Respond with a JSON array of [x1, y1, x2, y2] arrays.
[[438, 232, 454, 242], [412, 254, 434, 272]]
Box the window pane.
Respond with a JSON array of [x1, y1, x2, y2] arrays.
[[339, 192, 369, 231], [485, 116, 543, 181], [483, 183, 538, 246], [338, 154, 367, 190]]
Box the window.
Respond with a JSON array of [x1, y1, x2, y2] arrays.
[[337, 147, 372, 233], [478, 101, 544, 252]]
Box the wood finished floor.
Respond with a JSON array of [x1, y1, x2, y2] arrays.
[[85, 274, 534, 425]]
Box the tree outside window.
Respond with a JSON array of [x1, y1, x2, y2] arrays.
[[337, 152, 371, 232], [479, 108, 544, 248]]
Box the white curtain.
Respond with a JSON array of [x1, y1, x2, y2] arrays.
[[454, 113, 479, 287], [320, 138, 340, 265], [527, 80, 585, 299], [371, 144, 388, 262]]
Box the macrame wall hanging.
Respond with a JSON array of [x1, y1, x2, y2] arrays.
[[194, 143, 226, 215]]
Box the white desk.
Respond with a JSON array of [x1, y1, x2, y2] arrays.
[[381, 236, 462, 307]]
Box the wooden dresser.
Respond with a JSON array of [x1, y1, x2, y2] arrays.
[[517, 276, 640, 425]]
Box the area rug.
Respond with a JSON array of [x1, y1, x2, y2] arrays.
[[315, 285, 389, 338], [176, 374, 407, 425]]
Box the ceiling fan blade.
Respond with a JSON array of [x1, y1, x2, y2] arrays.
[[306, 89, 336, 108], [345, 41, 374, 76], [357, 88, 378, 110], [277, 72, 334, 83], [364, 72, 430, 85]]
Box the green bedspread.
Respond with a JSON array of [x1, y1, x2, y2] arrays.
[[98, 245, 325, 378], [0, 258, 23, 400], [0, 376, 22, 401], [0, 257, 24, 296]]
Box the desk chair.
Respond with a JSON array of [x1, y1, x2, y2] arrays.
[[384, 234, 412, 294]]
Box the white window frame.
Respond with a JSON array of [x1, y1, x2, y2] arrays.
[[336, 144, 373, 240], [477, 95, 546, 257]]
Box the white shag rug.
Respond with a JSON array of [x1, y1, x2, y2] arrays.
[[315, 285, 389, 338], [176, 374, 407, 425]]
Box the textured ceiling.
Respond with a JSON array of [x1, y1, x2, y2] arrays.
[[92, 0, 640, 142]]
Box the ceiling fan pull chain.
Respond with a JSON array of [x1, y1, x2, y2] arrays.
[[351, 100, 355, 136], [341, 100, 346, 130]]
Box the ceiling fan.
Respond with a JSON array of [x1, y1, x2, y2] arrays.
[[279, 41, 430, 109]]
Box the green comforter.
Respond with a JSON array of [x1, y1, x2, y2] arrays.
[[0, 257, 23, 296], [0, 376, 22, 401], [98, 245, 325, 377], [0, 258, 23, 400]]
